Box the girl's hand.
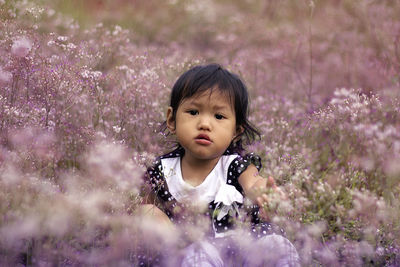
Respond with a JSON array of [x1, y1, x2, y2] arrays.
[[255, 176, 287, 221], [238, 165, 287, 220]]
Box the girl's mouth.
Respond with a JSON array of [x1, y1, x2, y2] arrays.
[[195, 134, 212, 145]]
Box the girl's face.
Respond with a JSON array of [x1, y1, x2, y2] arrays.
[[167, 90, 240, 162]]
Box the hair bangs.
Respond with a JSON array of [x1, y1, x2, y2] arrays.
[[179, 66, 235, 108]]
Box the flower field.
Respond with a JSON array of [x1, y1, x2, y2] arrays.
[[1, 0, 400, 265]]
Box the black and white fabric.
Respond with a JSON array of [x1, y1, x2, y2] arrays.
[[145, 147, 285, 239]]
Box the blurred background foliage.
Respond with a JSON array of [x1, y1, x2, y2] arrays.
[[39, 0, 400, 104]]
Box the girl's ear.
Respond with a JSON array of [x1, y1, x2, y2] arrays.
[[166, 107, 176, 134], [233, 125, 244, 141]]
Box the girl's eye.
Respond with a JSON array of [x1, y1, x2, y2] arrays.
[[215, 114, 225, 120], [188, 110, 198, 116]]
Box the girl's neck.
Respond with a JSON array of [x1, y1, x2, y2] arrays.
[[180, 154, 220, 187]]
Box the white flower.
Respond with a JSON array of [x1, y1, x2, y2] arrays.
[[80, 69, 102, 80], [113, 125, 121, 133], [80, 70, 90, 78], [11, 37, 32, 58], [57, 36, 68, 42], [92, 71, 102, 79], [113, 25, 122, 36], [47, 9, 55, 17], [66, 43, 76, 49]]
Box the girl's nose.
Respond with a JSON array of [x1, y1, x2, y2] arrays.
[[198, 115, 211, 131]]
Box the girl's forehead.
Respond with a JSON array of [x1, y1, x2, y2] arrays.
[[182, 89, 234, 107]]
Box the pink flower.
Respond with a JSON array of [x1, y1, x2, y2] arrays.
[[0, 66, 12, 85], [11, 37, 32, 58]]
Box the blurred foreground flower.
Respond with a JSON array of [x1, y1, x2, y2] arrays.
[[11, 37, 32, 58], [0, 138, 151, 265], [0, 66, 12, 85], [83, 140, 144, 193]]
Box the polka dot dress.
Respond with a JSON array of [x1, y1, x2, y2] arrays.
[[144, 147, 286, 238]]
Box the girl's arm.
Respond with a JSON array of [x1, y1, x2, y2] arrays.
[[238, 164, 285, 219], [138, 177, 176, 228], [136, 204, 176, 231], [137, 182, 177, 233]]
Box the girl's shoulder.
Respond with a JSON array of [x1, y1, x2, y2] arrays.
[[145, 147, 184, 180], [223, 144, 261, 169], [223, 145, 262, 174], [158, 146, 185, 160], [225, 151, 263, 194], [148, 147, 184, 169], [229, 152, 262, 174]]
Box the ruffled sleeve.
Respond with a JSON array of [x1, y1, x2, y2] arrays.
[[142, 158, 177, 218], [142, 158, 165, 204], [146, 159, 165, 196], [145, 147, 184, 204], [226, 153, 262, 195]]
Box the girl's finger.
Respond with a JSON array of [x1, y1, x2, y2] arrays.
[[257, 195, 269, 208], [262, 193, 269, 202], [256, 197, 264, 207], [267, 176, 277, 188], [275, 187, 287, 199], [259, 208, 270, 221]]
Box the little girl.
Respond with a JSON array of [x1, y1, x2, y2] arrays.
[[140, 64, 299, 266]]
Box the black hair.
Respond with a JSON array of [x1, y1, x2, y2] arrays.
[[162, 63, 260, 152]]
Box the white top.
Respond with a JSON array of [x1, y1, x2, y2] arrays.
[[161, 154, 241, 206]]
